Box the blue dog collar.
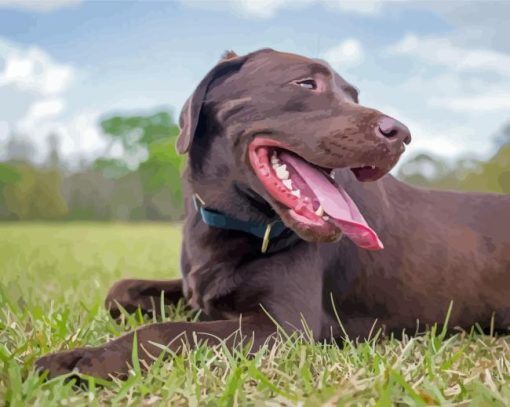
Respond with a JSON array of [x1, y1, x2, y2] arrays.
[[192, 194, 289, 253]]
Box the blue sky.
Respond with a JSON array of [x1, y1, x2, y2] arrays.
[[1, 0, 509, 168]]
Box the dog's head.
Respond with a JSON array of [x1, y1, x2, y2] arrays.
[[177, 49, 411, 249]]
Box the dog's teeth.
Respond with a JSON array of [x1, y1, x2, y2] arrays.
[[370, 165, 375, 169], [282, 179, 293, 189], [330, 170, 335, 179], [275, 165, 289, 180], [322, 215, 329, 221], [315, 205, 325, 217], [271, 155, 279, 165], [291, 189, 301, 198]]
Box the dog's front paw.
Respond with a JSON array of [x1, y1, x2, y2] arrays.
[[105, 279, 157, 320], [35, 346, 130, 381], [36, 348, 90, 380]]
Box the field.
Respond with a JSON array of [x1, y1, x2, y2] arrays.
[[0, 223, 509, 406]]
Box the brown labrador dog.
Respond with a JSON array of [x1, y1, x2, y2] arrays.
[[36, 48, 510, 380]]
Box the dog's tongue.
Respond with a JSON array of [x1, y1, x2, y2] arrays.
[[280, 152, 383, 250]]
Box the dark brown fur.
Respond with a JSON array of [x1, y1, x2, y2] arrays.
[[36, 49, 510, 380]]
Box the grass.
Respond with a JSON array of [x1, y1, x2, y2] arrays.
[[0, 223, 509, 406]]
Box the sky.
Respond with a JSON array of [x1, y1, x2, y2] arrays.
[[1, 0, 509, 168]]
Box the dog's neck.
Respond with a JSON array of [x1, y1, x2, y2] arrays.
[[182, 165, 302, 255]]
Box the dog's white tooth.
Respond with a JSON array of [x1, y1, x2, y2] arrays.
[[275, 166, 289, 180], [282, 179, 293, 189], [330, 170, 335, 179], [322, 215, 329, 221], [315, 205, 325, 217], [291, 189, 301, 198]]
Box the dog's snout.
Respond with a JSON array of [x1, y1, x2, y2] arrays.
[[377, 117, 412, 145]]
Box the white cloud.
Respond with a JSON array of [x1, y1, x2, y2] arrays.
[[57, 111, 107, 161], [0, 40, 75, 96], [375, 105, 490, 169], [13, 110, 109, 167], [0, 37, 101, 166], [390, 34, 510, 78], [0, 0, 80, 12], [404, 120, 476, 158], [0, 38, 73, 123], [401, 1, 510, 54], [26, 98, 65, 120], [321, 38, 364, 70], [56, 111, 149, 170], [326, 0, 385, 15], [355, 66, 506, 162], [18, 98, 65, 131], [235, 0, 302, 19], [179, 0, 389, 19], [385, 32, 510, 119], [429, 93, 510, 113], [179, 0, 305, 19]]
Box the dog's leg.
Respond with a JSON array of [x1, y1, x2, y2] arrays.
[[332, 317, 412, 343], [105, 278, 186, 319], [35, 313, 275, 380], [493, 307, 510, 334]]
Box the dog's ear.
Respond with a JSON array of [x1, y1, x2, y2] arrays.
[[176, 54, 247, 155], [221, 50, 238, 60]]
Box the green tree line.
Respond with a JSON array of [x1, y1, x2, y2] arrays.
[[397, 123, 510, 194], [0, 111, 185, 221]]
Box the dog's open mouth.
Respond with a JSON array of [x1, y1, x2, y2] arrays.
[[248, 138, 384, 250]]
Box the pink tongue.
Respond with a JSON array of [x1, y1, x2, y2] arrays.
[[280, 153, 383, 250]]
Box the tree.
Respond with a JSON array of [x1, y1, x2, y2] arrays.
[[97, 111, 185, 220], [46, 132, 61, 170], [397, 153, 450, 187], [0, 163, 22, 219], [494, 121, 510, 148], [398, 142, 509, 194], [3, 163, 68, 220], [6, 133, 36, 163], [462, 144, 510, 194]]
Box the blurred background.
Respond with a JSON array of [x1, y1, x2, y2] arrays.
[[0, 0, 509, 222]]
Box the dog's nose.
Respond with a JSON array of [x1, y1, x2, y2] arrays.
[[377, 117, 412, 145]]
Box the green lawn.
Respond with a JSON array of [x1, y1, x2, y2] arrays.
[[0, 223, 509, 406]]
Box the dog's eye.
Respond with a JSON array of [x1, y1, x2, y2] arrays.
[[295, 79, 317, 90]]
